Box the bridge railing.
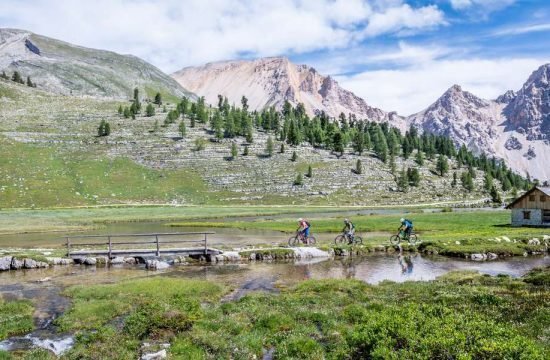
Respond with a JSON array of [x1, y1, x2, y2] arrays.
[[65, 232, 215, 258]]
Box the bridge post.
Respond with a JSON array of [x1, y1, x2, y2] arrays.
[[66, 237, 70, 257], [108, 236, 112, 259], [204, 233, 207, 255], [155, 235, 160, 257]]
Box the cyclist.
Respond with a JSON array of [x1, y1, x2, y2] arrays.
[[297, 218, 311, 242], [342, 218, 355, 244], [399, 218, 413, 239]]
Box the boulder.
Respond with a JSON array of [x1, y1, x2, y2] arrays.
[[123, 257, 137, 264], [0, 256, 12, 271], [109, 257, 125, 264], [374, 245, 386, 252], [23, 259, 38, 269], [46, 257, 73, 265], [83, 257, 97, 266], [146, 260, 170, 270], [11, 258, 23, 270], [471, 253, 485, 261], [486, 252, 498, 260], [141, 349, 167, 360], [528, 238, 540, 246], [501, 236, 511, 243], [95, 256, 108, 265]]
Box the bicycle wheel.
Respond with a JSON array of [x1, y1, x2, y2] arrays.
[[306, 236, 316, 246], [288, 236, 299, 247], [389, 235, 401, 245], [334, 234, 346, 245], [353, 236, 363, 245], [408, 234, 418, 245]]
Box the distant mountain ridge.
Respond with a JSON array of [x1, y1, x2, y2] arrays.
[[0, 28, 192, 99], [407, 64, 550, 181], [172, 57, 404, 126]]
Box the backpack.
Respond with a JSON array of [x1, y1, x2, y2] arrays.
[[404, 219, 413, 226]]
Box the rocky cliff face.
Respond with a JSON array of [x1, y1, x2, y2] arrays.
[[0, 28, 191, 99], [504, 64, 550, 141], [407, 64, 550, 181], [172, 57, 402, 125]]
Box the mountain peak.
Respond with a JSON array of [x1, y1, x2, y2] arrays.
[[172, 56, 397, 123]]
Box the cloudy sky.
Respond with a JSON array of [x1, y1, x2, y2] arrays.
[[1, 0, 549, 114]]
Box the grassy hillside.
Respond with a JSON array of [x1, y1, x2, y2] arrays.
[[0, 79, 512, 208], [0, 28, 193, 100]]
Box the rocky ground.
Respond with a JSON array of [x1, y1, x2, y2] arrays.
[[0, 79, 497, 207]]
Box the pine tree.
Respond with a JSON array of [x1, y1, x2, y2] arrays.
[[436, 154, 449, 176], [133, 88, 141, 113], [97, 120, 110, 136], [243, 146, 249, 156], [162, 105, 167, 113], [123, 107, 131, 119], [194, 138, 206, 151], [451, 172, 457, 188], [352, 131, 365, 154], [154, 92, 162, 106], [117, 105, 123, 116], [26, 76, 34, 87], [461, 171, 474, 192], [415, 150, 424, 166], [389, 154, 397, 175], [397, 167, 409, 192], [0, 71, 8, 80], [230, 143, 238, 160], [12, 71, 23, 84], [104, 122, 111, 136], [407, 167, 420, 186], [355, 159, 362, 175], [280, 143, 285, 153], [307, 165, 313, 178], [294, 173, 303, 186], [178, 120, 186, 138], [484, 172, 493, 192], [153, 119, 160, 133], [145, 103, 155, 117], [490, 185, 502, 204], [332, 131, 344, 156], [266, 136, 274, 157], [291, 151, 298, 162]]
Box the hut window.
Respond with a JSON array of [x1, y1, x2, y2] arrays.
[[523, 211, 531, 220], [529, 195, 535, 201], [541, 195, 546, 202]]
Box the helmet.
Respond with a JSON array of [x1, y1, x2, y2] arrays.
[[400, 218, 405, 222], [344, 218, 349, 223], [298, 218, 303, 222]]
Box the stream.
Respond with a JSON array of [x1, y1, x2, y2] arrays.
[[0, 253, 547, 356]]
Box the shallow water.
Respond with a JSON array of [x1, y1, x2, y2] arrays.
[[0, 253, 547, 355]]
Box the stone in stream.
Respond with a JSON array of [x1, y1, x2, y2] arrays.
[[145, 260, 170, 270], [528, 238, 540, 246], [46, 257, 73, 265], [471, 253, 486, 261], [109, 257, 125, 264], [140, 349, 167, 360], [486, 252, 498, 260], [0, 256, 12, 271], [123, 257, 137, 264], [83, 257, 97, 266], [10, 258, 23, 270]]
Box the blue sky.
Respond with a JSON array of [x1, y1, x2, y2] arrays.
[[1, 0, 549, 114]]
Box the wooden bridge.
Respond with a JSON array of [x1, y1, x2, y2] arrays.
[[65, 232, 222, 259]]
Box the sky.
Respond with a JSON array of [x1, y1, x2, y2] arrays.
[[1, 0, 549, 115]]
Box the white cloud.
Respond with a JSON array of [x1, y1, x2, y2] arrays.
[[0, 0, 447, 72], [493, 23, 550, 36], [337, 58, 545, 115], [449, 0, 516, 15]]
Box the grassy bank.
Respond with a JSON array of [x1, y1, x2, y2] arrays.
[[170, 210, 550, 242], [7, 267, 541, 359], [0, 299, 34, 340], [0, 205, 358, 235]]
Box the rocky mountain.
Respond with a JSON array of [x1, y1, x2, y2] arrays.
[[172, 57, 403, 126], [408, 64, 550, 181], [0, 28, 191, 99]]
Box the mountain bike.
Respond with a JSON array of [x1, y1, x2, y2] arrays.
[[288, 232, 316, 246], [389, 230, 418, 246], [334, 232, 363, 245]]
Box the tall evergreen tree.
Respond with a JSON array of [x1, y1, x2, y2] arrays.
[[415, 150, 424, 166], [397, 167, 409, 192], [332, 131, 344, 156], [306, 165, 313, 178], [355, 159, 362, 175], [266, 136, 274, 157], [230, 143, 238, 160], [461, 172, 474, 192], [352, 131, 365, 154], [145, 103, 155, 117], [291, 151, 298, 162], [154, 92, 162, 106], [436, 154, 449, 176], [179, 120, 186, 138], [117, 105, 123, 116]]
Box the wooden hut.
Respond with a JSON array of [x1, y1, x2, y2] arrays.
[[506, 186, 550, 227]]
